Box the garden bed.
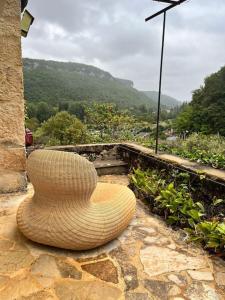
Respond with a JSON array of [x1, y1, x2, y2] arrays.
[[143, 133, 225, 170], [129, 168, 225, 255]]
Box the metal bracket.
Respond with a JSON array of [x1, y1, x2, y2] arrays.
[[153, 0, 180, 4], [21, 0, 29, 12], [146, 0, 187, 22]]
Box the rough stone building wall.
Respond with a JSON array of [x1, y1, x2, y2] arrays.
[[0, 0, 26, 192]]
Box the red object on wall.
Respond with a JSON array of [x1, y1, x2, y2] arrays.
[[25, 128, 33, 147]]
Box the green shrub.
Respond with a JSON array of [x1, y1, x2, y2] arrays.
[[130, 168, 165, 197], [172, 134, 225, 169], [34, 111, 89, 146], [155, 182, 204, 227]]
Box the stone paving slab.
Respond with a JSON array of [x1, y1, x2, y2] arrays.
[[0, 176, 224, 300]]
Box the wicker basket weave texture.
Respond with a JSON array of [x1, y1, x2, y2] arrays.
[[17, 150, 136, 250]]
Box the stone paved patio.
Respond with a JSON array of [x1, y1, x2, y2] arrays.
[[0, 175, 225, 300]]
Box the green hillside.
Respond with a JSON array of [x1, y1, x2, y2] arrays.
[[23, 58, 155, 108], [142, 91, 181, 107]]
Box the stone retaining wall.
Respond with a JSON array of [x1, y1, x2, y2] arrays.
[[118, 143, 225, 197], [30, 142, 225, 196]]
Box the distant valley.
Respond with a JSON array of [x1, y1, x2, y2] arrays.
[[142, 91, 181, 108]]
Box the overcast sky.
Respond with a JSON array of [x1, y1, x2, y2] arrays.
[[22, 0, 225, 102]]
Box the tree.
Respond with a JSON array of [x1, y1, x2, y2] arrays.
[[85, 103, 135, 139], [58, 102, 69, 112], [174, 105, 195, 134], [175, 66, 225, 136], [35, 111, 88, 145], [68, 102, 85, 121], [25, 117, 40, 131], [85, 103, 114, 138], [139, 104, 148, 114], [36, 102, 54, 123], [27, 102, 37, 119]]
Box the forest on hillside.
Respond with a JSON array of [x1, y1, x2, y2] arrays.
[[23, 58, 156, 109]]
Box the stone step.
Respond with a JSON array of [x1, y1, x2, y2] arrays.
[[93, 160, 128, 176]]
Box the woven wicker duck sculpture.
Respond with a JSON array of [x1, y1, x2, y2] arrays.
[[17, 150, 136, 250]]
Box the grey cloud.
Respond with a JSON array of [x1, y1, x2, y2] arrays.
[[22, 0, 225, 101]]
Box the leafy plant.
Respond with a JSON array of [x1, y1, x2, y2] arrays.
[[155, 182, 204, 227], [130, 168, 204, 227], [212, 197, 224, 207], [130, 168, 165, 197], [187, 221, 225, 252]]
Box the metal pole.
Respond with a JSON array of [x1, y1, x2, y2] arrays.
[[155, 11, 166, 154]]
